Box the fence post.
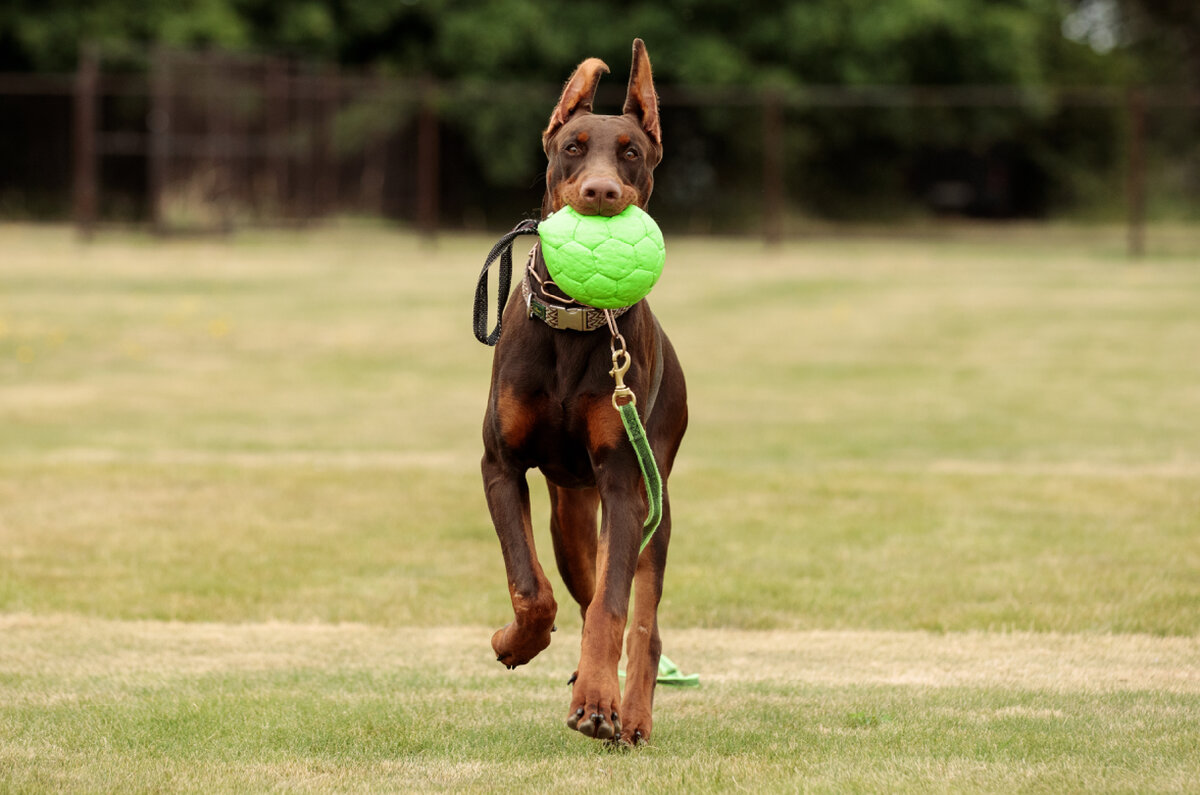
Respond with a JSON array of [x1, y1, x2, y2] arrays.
[[147, 48, 169, 234], [214, 51, 234, 234], [302, 65, 320, 223], [416, 78, 440, 238], [762, 90, 784, 245], [1126, 87, 1146, 259], [265, 58, 290, 219], [72, 44, 99, 238], [360, 68, 388, 217], [315, 63, 338, 218]]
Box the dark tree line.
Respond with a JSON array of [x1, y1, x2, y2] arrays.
[[0, 0, 1195, 224]]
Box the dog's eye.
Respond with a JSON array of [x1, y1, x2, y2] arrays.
[[564, 143, 582, 155], [624, 148, 639, 161]]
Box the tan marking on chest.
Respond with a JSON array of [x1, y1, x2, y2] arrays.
[[498, 386, 539, 449], [585, 396, 626, 451]]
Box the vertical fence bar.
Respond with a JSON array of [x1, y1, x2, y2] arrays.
[[314, 64, 338, 218], [147, 48, 169, 234], [214, 52, 234, 233], [1126, 87, 1147, 259], [266, 58, 290, 218], [72, 44, 99, 238], [303, 66, 320, 222], [360, 69, 388, 216], [416, 78, 439, 237], [762, 91, 784, 245]]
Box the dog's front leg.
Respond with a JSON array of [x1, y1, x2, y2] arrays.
[[482, 449, 557, 668], [566, 447, 646, 741]]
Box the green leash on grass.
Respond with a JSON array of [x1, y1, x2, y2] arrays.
[[619, 653, 701, 687], [615, 400, 698, 685], [606, 318, 698, 687]]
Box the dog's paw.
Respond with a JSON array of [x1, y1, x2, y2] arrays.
[[567, 706, 620, 740], [616, 717, 651, 747], [565, 674, 621, 740], [491, 621, 553, 669], [616, 695, 653, 746]]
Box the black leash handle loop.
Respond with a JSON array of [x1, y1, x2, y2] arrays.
[[473, 218, 540, 346]]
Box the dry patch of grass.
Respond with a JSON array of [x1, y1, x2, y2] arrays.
[[2, 615, 1198, 695], [2, 616, 1199, 792]]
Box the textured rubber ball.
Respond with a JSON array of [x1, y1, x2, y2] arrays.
[[538, 205, 666, 310]]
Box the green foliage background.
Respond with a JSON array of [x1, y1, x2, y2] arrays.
[[0, 0, 1131, 83], [1, 0, 1196, 222]]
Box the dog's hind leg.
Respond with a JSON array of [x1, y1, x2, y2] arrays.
[[482, 451, 557, 668], [547, 482, 599, 622]]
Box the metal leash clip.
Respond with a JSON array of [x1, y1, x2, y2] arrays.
[[610, 347, 636, 409]]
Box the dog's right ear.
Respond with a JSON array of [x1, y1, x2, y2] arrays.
[[543, 57, 609, 153]]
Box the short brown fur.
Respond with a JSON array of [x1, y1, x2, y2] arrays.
[[480, 39, 686, 746]]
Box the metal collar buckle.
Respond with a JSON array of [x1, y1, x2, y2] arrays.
[[522, 275, 619, 333]]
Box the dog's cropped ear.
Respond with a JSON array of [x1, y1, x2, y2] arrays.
[[543, 57, 609, 152], [623, 38, 661, 149]]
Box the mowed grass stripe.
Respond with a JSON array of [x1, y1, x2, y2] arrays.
[[12, 447, 1200, 478], [3, 458, 1196, 633], [3, 617, 1199, 793], [3, 616, 1198, 694]]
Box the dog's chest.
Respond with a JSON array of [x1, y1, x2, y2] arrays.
[[495, 383, 599, 481]]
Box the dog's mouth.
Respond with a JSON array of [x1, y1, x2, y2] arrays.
[[569, 202, 628, 217], [556, 179, 637, 218]]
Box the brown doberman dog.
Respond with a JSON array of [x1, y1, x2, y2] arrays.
[[480, 39, 687, 745]]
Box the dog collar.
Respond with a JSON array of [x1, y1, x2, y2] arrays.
[[520, 246, 629, 332], [521, 274, 627, 332]]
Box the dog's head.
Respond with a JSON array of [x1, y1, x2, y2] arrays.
[[541, 39, 662, 218]]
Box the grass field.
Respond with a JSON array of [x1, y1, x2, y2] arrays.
[[1, 222, 1198, 791]]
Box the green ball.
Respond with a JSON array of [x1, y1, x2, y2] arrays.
[[538, 205, 666, 310]]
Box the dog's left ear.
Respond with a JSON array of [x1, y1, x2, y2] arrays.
[[623, 38, 661, 149]]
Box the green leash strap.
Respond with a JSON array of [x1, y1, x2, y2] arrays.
[[618, 399, 662, 553], [605, 315, 695, 686], [607, 331, 663, 555], [613, 393, 688, 683]]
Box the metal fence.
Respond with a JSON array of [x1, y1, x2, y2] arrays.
[[1, 47, 1198, 254]]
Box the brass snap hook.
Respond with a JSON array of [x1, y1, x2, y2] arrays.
[[610, 348, 636, 409]]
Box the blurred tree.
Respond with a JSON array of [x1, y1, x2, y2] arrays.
[[0, 0, 1178, 221], [1119, 0, 1199, 84], [1, 0, 1121, 83]]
